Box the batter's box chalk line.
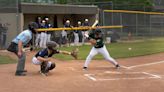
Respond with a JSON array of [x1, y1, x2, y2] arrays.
[[127, 60, 164, 69], [84, 71, 161, 81]]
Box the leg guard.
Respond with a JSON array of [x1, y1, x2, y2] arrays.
[[48, 63, 56, 70], [40, 62, 49, 73]]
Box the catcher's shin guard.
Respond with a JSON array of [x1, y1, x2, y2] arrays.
[[48, 63, 56, 70], [40, 62, 49, 73]]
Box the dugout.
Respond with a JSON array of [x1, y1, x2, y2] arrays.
[[0, 1, 98, 49]]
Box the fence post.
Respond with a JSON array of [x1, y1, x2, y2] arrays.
[[135, 13, 138, 37]]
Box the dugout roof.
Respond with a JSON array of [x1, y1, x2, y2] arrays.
[[0, 1, 98, 14], [20, 3, 98, 14]]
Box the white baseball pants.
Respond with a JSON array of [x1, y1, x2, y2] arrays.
[[32, 57, 52, 68], [40, 32, 47, 48], [84, 45, 118, 67]]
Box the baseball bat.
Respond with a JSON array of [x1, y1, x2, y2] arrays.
[[84, 19, 99, 38], [91, 19, 99, 28]]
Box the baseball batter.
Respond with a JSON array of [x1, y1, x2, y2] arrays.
[[83, 28, 120, 70]]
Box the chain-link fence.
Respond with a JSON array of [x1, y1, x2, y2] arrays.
[[102, 10, 164, 42]]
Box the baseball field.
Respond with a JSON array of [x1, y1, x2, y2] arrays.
[[0, 38, 164, 92]]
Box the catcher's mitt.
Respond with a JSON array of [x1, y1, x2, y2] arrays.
[[71, 48, 79, 59]]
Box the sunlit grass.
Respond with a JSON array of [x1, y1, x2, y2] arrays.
[[54, 38, 164, 60]]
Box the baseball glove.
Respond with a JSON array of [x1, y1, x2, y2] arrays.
[[71, 48, 79, 59]]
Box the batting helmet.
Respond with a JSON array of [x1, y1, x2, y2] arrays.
[[95, 28, 101, 34], [46, 41, 58, 49]]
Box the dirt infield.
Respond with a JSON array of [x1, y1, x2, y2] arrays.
[[0, 51, 164, 92]]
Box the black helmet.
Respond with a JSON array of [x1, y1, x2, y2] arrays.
[[28, 22, 38, 33], [95, 28, 101, 34], [46, 41, 58, 49]]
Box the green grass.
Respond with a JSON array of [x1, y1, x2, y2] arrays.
[[54, 38, 164, 60], [0, 55, 17, 64], [1, 37, 164, 64]]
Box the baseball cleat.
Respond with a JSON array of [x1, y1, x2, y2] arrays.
[[39, 71, 48, 76], [115, 64, 120, 69], [15, 72, 26, 76], [15, 71, 26, 76], [41, 73, 48, 76], [83, 67, 88, 70]]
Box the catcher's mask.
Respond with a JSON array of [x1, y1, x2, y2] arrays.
[[46, 41, 58, 50], [28, 22, 38, 34]]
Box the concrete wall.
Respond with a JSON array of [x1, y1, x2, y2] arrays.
[[21, 3, 98, 14], [0, 13, 21, 48]]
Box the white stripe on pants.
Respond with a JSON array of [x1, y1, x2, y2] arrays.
[[84, 45, 118, 67]]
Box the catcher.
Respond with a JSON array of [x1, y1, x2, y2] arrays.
[[32, 41, 78, 76], [83, 28, 120, 70]]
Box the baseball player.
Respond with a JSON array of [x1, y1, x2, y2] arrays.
[[83, 28, 120, 70], [82, 19, 90, 44], [35, 17, 42, 48], [64, 20, 73, 46], [45, 17, 53, 42], [73, 21, 81, 46], [39, 20, 47, 48], [7, 22, 38, 76], [83, 19, 89, 26], [32, 41, 78, 76]]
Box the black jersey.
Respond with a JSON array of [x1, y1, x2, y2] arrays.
[[35, 48, 59, 58], [89, 30, 104, 48]]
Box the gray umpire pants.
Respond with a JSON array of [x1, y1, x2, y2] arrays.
[[7, 42, 26, 73], [14, 45, 26, 72], [16, 52, 26, 72]]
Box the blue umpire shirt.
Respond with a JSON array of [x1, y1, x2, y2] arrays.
[[12, 29, 32, 46]]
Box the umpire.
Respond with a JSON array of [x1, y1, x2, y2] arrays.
[[7, 22, 38, 76]]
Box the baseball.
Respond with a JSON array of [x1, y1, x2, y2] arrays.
[[128, 48, 132, 50]]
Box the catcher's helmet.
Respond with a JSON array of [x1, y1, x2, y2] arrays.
[[46, 41, 58, 49], [28, 22, 38, 33]]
